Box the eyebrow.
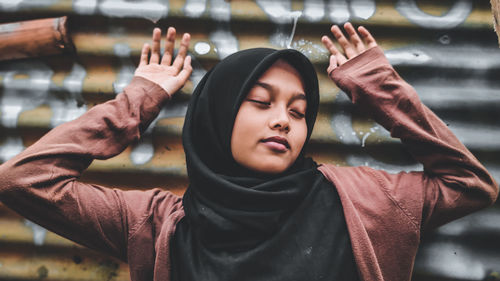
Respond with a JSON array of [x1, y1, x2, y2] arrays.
[[254, 81, 306, 103]]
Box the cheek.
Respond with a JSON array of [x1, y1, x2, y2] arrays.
[[231, 108, 260, 152], [293, 122, 308, 149]]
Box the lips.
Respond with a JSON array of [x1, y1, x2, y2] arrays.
[[261, 136, 290, 150]]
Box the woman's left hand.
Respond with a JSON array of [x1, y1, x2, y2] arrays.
[[321, 22, 377, 78]]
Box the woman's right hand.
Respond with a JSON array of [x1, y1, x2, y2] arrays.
[[134, 27, 192, 97]]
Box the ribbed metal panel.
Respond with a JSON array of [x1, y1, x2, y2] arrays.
[[0, 0, 499, 280]]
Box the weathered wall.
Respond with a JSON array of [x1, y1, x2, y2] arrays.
[[0, 0, 499, 280]]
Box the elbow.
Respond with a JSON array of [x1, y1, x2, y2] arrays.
[[472, 175, 499, 208], [485, 180, 499, 206]]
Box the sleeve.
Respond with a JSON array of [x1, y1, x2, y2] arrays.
[[0, 76, 181, 261], [330, 46, 499, 232]]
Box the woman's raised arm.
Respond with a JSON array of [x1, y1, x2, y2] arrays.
[[321, 23, 498, 231], [0, 27, 189, 261]]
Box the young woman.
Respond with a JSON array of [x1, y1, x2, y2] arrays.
[[0, 23, 497, 281]]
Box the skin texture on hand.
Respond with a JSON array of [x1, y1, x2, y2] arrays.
[[321, 22, 378, 78], [134, 27, 193, 97]]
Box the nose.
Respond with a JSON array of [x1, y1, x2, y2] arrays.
[[269, 107, 290, 132]]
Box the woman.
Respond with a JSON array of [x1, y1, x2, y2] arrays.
[[0, 23, 497, 281]]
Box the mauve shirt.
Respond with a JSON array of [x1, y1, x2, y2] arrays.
[[0, 46, 497, 281]]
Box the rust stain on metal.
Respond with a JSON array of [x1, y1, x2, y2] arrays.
[[0, 16, 73, 61]]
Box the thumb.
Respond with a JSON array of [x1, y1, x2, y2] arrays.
[[327, 55, 338, 78]]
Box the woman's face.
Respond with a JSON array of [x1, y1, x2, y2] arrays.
[[231, 59, 308, 174]]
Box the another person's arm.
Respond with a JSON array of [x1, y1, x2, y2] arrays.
[[321, 23, 498, 231], [0, 27, 191, 260]]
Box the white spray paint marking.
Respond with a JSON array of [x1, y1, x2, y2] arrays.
[[190, 55, 209, 88], [0, 0, 23, 11], [130, 137, 155, 165], [194, 42, 211, 55], [331, 110, 361, 145], [361, 132, 371, 147], [73, 0, 98, 14], [286, 11, 302, 49], [350, 0, 376, 20], [0, 0, 57, 11], [0, 61, 53, 128], [436, 208, 500, 237], [303, 0, 325, 22], [113, 43, 135, 94], [51, 63, 88, 127], [99, 0, 168, 23], [330, 93, 419, 172], [346, 153, 423, 173], [0, 136, 24, 162], [24, 220, 48, 246], [327, 0, 350, 23], [184, 0, 206, 17], [396, 0, 472, 29], [290, 39, 329, 61], [441, 122, 500, 150], [415, 241, 486, 280], [386, 44, 500, 69], [0, 22, 20, 33], [205, 0, 238, 59], [385, 48, 432, 65], [210, 0, 231, 21], [130, 100, 189, 165], [256, 0, 293, 24], [209, 28, 239, 59]]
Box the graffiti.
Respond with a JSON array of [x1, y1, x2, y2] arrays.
[[395, 0, 473, 29], [0, 0, 479, 30], [0, 136, 24, 163], [386, 44, 500, 69], [416, 208, 500, 280], [0, 0, 56, 11], [0, 61, 53, 129], [24, 220, 48, 246], [52, 63, 88, 127], [0, 59, 87, 161], [73, 0, 98, 14], [330, 91, 423, 173], [256, 0, 375, 25], [114, 39, 208, 164], [99, 0, 167, 23]]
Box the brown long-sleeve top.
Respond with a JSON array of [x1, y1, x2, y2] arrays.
[[0, 47, 498, 281]]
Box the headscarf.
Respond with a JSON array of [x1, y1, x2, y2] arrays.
[[171, 48, 360, 281]]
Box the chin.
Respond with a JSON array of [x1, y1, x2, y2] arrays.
[[248, 160, 291, 174]]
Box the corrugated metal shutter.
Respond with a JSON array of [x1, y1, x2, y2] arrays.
[[1, 0, 499, 280]]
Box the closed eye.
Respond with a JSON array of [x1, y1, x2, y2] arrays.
[[248, 99, 270, 106], [291, 110, 305, 118]]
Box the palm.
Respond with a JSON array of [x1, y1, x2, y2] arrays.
[[134, 27, 192, 97], [321, 22, 378, 76]]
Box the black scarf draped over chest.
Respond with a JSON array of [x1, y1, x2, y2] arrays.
[[171, 48, 359, 280]]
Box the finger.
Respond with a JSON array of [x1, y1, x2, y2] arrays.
[[344, 22, 365, 53], [161, 27, 176, 66], [331, 25, 356, 59], [172, 33, 191, 70], [176, 55, 193, 84], [138, 43, 150, 67], [321, 35, 341, 56], [358, 26, 377, 49], [327, 55, 338, 77], [321, 35, 348, 65], [150, 27, 162, 64]]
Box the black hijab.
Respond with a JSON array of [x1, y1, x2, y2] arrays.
[[171, 48, 360, 280]]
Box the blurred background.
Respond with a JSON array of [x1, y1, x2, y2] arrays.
[[0, 0, 499, 280]]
